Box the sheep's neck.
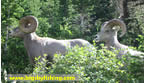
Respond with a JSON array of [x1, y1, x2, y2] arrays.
[[23, 32, 40, 49], [24, 32, 40, 40], [105, 35, 121, 50]]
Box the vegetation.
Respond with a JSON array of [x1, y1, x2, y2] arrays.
[[1, 0, 144, 82], [33, 45, 144, 82]]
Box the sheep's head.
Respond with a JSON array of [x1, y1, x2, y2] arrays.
[[9, 16, 38, 38], [95, 19, 126, 42]]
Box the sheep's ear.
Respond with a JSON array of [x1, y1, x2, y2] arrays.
[[112, 26, 120, 31], [19, 16, 38, 33]]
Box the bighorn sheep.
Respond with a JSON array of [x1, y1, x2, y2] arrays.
[[9, 16, 93, 64], [95, 19, 144, 58]]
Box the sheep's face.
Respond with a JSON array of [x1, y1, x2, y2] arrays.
[[95, 26, 117, 42], [9, 27, 26, 38], [9, 16, 38, 38], [95, 19, 126, 42]]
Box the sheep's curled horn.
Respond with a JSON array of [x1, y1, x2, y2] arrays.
[[19, 16, 38, 33], [103, 19, 127, 37]]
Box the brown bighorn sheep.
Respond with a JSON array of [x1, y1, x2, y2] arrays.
[[9, 16, 93, 64], [95, 19, 144, 58]]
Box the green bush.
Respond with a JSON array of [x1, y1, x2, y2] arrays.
[[33, 45, 144, 83], [136, 35, 144, 52]]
